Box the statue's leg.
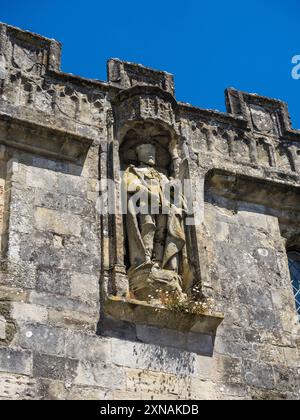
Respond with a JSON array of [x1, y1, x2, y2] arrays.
[[153, 214, 167, 266], [139, 214, 156, 263], [167, 253, 179, 273]]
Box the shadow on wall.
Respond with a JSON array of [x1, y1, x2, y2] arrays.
[[14, 151, 89, 178], [98, 315, 215, 359], [204, 169, 300, 241]]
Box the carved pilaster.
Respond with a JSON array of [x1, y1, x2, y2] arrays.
[[201, 124, 214, 152], [245, 135, 258, 165], [264, 139, 277, 168], [288, 145, 300, 173], [0, 145, 8, 256], [104, 108, 129, 297]]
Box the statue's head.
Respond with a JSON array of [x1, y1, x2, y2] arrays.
[[136, 143, 156, 166]]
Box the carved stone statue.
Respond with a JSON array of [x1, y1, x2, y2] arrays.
[[122, 143, 189, 301]]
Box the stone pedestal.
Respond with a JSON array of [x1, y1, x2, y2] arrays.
[[104, 295, 224, 336], [128, 263, 183, 302]]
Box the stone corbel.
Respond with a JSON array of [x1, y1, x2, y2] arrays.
[[104, 295, 224, 338], [111, 84, 178, 139]]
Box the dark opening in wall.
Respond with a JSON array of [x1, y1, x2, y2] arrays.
[[287, 250, 300, 322]]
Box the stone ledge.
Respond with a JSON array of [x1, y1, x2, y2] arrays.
[[0, 110, 92, 163], [104, 295, 224, 335], [206, 169, 300, 211]]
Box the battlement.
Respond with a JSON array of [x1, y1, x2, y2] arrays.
[[107, 58, 175, 95], [0, 22, 298, 137], [0, 22, 61, 75]]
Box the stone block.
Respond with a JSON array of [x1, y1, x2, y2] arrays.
[[110, 390, 142, 400], [0, 348, 32, 376], [0, 286, 28, 302], [212, 355, 243, 385], [242, 360, 275, 390], [11, 302, 48, 324], [19, 242, 63, 270], [30, 157, 69, 173], [135, 324, 214, 356], [65, 331, 111, 362], [237, 207, 269, 231], [56, 175, 87, 198], [0, 315, 6, 340], [215, 383, 249, 400], [214, 336, 259, 360], [189, 378, 218, 400], [39, 380, 110, 400], [250, 388, 296, 400], [283, 347, 300, 368], [99, 315, 138, 341], [9, 208, 34, 235], [0, 302, 16, 345], [35, 267, 71, 296], [26, 166, 57, 191], [186, 332, 214, 355], [259, 344, 285, 365], [16, 323, 66, 356], [48, 309, 97, 331], [272, 365, 300, 394], [74, 361, 125, 389], [29, 290, 97, 315], [142, 392, 183, 400], [5, 258, 37, 289], [65, 385, 109, 401], [70, 273, 99, 304], [136, 324, 186, 349], [214, 221, 230, 242], [34, 207, 82, 237], [193, 354, 215, 380], [0, 374, 38, 400], [111, 338, 197, 376], [33, 354, 78, 381], [34, 190, 94, 218], [58, 250, 100, 276], [125, 368, 184, 396]]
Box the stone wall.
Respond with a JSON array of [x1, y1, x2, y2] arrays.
[[0, 23, 299, 400]]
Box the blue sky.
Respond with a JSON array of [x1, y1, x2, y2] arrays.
[[1, 0, 300, 127]]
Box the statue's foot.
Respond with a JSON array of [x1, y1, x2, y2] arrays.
[[152, 261, 161, 269]]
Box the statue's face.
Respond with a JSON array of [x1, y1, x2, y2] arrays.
[[136, 144, 156, 166]]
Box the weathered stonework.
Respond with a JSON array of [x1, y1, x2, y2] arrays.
[[0, 22, 299, 400]]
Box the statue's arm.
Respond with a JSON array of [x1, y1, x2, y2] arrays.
[[124, 169, 147, 194]]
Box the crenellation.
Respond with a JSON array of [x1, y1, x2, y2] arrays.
[[108, 58, 175, 95]]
